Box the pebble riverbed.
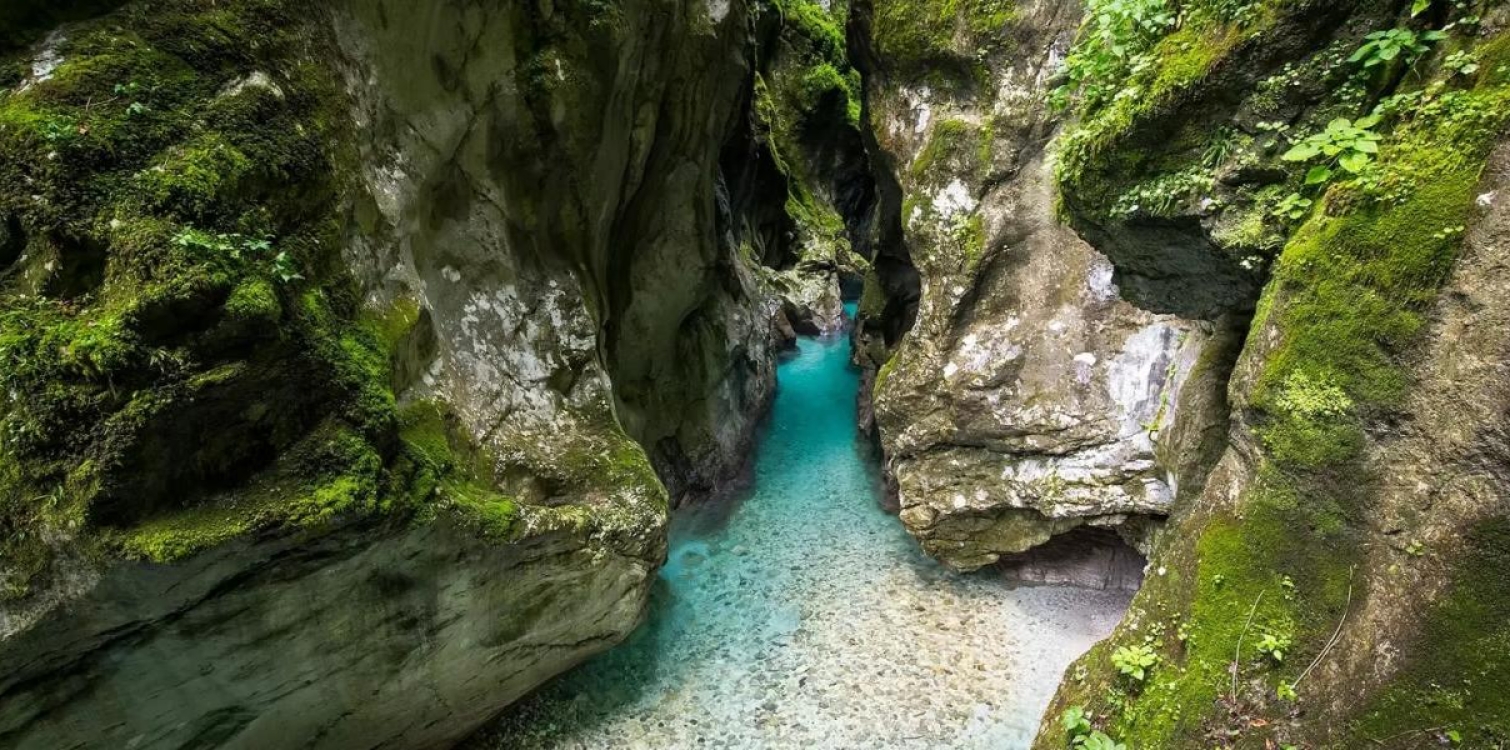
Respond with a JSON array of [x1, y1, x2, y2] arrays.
[[477, 314, 1131, 750]]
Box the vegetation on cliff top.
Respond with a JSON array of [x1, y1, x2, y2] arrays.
[[1044, 0, 1510, 747], [758, 0, 864, 253]]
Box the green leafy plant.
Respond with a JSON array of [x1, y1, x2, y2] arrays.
[[1111, 643, 1158, 681], [1052, 0, 1176, 111], [1202, 126, 1242, 168], [272, 251, 304, 284], [1080, 732, 1128, 750], [1273, 192, 1313, 221], [1277, 682, 1298, 701], [173, 229, 299, 283], [1062, 706, 1093, 743], [1349, 28, 1446, 70], [1282, 116, 1383, 185], [1445, 51, 1480, 78], [1256, 632, 1292, 662]]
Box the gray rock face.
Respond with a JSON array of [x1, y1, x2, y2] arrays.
[[863, 1, 1234, 571], [332, 0, 781, 505], [0, 0, 806, 746], [0, 517, 662, 750]]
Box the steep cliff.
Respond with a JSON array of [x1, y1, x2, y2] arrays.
[[1033, 0, 1510, 747], [0, 0, 819, 746], [853, 0, 1238, 572]]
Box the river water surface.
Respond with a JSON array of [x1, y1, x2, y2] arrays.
[[481, 310, 1130, 749]]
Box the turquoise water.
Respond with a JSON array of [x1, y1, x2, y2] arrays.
[[485, 305, 1129, 749]]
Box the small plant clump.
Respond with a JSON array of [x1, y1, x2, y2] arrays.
[[1111, 643, 1159, 682], [1281, 116, 1383, 185], [1255, 632, 1293, 663], [1349, 28, 1446, 70], [1061, 707, 1129, 750]]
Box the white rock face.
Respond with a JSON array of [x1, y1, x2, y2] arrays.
[[868, 5, 1236, 571], [18, 31, 65, 91]]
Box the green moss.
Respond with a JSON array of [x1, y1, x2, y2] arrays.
[[871, 0, 1015, 81], [224, 277, 281, 327], [119, 503, 260, 563], [1351, 519, 1510, 746], [0, 0, 403, 595], [1047, 16, 1510, 746], [116, 421, 387, 563], [754, 0, 864, 259], [910, 118, 981, 182], [1250, 72, 1510, 470], [1054, 4, 1270, 216], [1102, 470, 1355, 745], [134, 133, 253, 222]]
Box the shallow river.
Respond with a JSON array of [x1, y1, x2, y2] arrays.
[[481, 311, 1130, 749]]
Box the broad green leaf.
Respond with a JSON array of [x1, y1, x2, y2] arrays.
[[1283, 143, 1320, 161], [1413, 0, 1431, 15], [1305, 165, 1333, 185], [1340, 151, 1371, 173]]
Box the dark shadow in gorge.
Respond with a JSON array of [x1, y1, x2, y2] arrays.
[[993, 527, 1149, 592]]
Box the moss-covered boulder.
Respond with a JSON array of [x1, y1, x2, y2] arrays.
[[0, 0, 787, 745], [1036, 1, 1510, 746]]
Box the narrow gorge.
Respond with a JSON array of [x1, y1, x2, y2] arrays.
[[0, 1, 1507, 749]]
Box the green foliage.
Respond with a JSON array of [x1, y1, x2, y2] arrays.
[[1052, 0, 1176, 112], [1080, 732, 1128, 750], [1112, 166, 1213, 217], [1349, 28, 1446, 70], [1111, 643, 1158, 682], [1045, 8, 1510, 750], [1281, 116, 1382, 185], [1444, 50, 1480, 78], [1061, 706, 1093, 741], [172, 227, 273, 261], [1255, 631, 1292, 663], [1272, 192, 1313, 221]]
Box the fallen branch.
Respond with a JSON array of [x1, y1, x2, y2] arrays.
[[1292, 565, 1357, 691], [1232, 589, 1266, 702], [1368, 725, 1444, 746]]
